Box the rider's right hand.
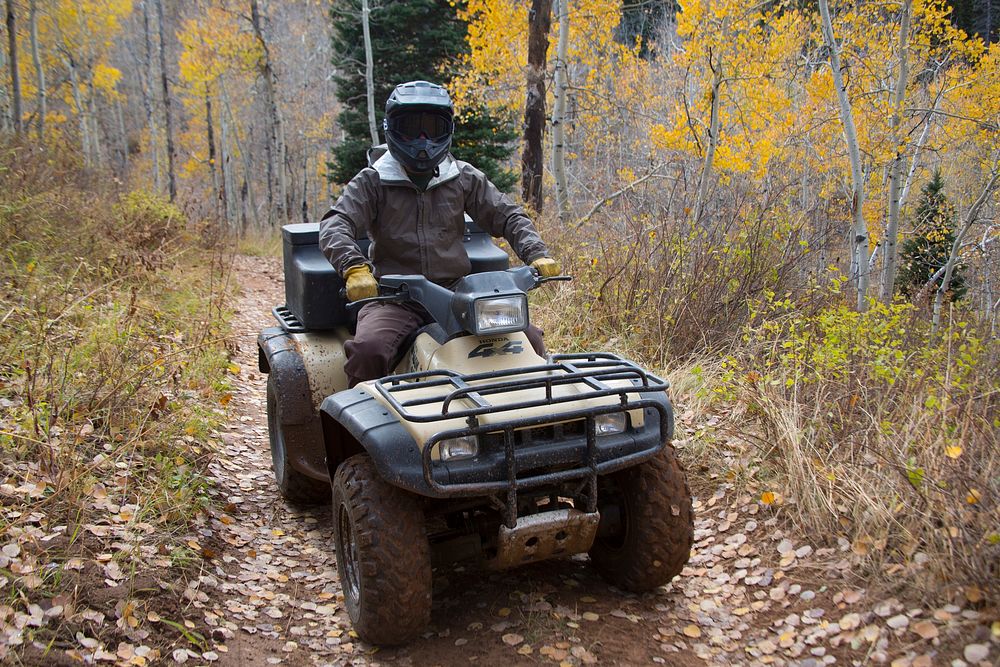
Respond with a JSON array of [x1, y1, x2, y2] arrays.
[[344, 264, 379, 301]]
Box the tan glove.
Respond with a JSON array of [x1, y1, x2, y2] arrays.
[[344, 264, 378, 301], [531, 257, 561, 278]]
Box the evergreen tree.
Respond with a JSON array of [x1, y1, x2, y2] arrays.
[[615, 0, 678, 58], [895, 170, 967, 301], [329, 0, 518, 190]]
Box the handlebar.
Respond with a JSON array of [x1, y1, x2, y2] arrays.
[[344, 268, 572, 312]]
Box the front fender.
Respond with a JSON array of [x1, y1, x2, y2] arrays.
[[319, 389, 428, 494]]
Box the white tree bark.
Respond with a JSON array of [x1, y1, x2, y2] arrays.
[[153, 0, 176, 200], [0, 15, 10, 133], [362, 0, 378, 147], [880, 0, 911, 303], [219, 76, 260, 229], [28, 0, 44, 142], [141, 0, 162, 193], [819, 0, 869, 311], [6, 0, 22, 135], [250, 0, 287, 224], [932, 162, 1000, 330], [551, 0, 571, 223], [692, 65, 722, 224], [64, 55, 92, 165]]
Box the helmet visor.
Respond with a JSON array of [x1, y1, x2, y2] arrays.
[[388, 111, 452, 142]]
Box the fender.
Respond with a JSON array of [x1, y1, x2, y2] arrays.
[[319, 388, 429, 495], [258, 326, 327, 481], [258, 327, 314, 425]]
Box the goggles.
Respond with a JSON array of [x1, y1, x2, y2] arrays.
[[387, 111, 452, 142]]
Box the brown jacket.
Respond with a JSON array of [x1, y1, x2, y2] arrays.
[[319, 153, 548, 284]]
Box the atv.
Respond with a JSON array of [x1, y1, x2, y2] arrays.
[[258, 220, 694, 645]]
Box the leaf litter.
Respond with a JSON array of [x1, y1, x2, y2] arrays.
[[9, 255, 993, 666]]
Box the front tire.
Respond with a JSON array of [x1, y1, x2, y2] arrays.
[[332, 454, 432, 645], [589, 443, 693, 592], [266, 376, 328, 505]]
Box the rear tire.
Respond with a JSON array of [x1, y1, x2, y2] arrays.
[[332, 453, 432, 645], [589, 443, 693, 592], [266, 375, 328, 505]]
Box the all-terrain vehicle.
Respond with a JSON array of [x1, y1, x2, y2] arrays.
[[258, 220, 693, 644]]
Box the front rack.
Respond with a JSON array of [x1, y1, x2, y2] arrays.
[[373, 352, 669, 424], [373, 353, 671, 528]]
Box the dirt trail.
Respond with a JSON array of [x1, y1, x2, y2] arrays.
[[184, 255, 991, 667]]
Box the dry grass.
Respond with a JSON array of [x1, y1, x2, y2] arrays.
[[0, 142, 236, 658], [531, 203, 998, 605]]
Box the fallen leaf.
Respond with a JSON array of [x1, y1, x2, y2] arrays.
[[760, 491, 776, 505], [581, 612, 599, 621], [945, 445, 962, 459], [912, 621, 938, 640], [963, 644, 989, 663], [502, 633, 524, 646], [683, 625, 702, 638]]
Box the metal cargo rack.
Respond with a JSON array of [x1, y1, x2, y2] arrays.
[[373, 353, 672, 527]]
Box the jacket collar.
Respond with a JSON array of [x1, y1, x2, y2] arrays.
[[372, 152, 460, 190]]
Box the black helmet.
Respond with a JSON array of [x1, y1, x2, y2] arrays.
[[383, 81, 454, 174]]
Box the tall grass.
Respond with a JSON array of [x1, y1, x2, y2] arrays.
[[532, 197, 997, 603], [0, 143, 235, 655]]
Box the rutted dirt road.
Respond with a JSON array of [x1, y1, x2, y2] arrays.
[[184, 255, 993, 667]]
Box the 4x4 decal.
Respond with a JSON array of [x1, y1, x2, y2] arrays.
[[468, 341, 523, 358]]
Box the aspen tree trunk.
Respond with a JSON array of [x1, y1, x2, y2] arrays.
[[141, 0, 161, 193], [28, 0, 44, 142], [819, 0, 869, 311], [880, 0, 911, 304], [362, 0, 378, 146], [116, 100, 128, 173], [692, 66, 721, 224], [220, 76, 260, 228], [206, 91, 219, 219], [0, 24, 9, 133], [154, 0, 176, 201], [250, 0, 287, 224], [522, 0, 552, 213], [219, 103, 237, 228], [551, 0, 570, 223], [932, 165, 1000, 330], [301, 152, 309, 223], [6, 0, 22, 135], [87, 74, 103, 167], [65, 56, 91, 164]]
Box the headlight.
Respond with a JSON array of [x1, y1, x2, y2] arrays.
[[473, 295, 527, 334], [595, 412, 627, 435], [439, 436, 479, 462]]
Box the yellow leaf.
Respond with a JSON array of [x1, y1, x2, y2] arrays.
[[966, 489, 981, 504], [760, 491, 776, 505], [945, 445, 962, 459], [219, 393, 233, 407], [227, 363, 240, 375]]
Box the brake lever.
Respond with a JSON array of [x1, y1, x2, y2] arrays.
[[537, 275, 573, 284]]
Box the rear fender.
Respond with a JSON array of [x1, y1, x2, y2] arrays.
[[258, 327, 327, 482]]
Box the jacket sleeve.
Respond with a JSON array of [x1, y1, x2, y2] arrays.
[[318, 169, 379, 275], [462, 165, 549, 264]]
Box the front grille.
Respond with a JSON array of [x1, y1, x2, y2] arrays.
[[479, 419, 586, 451]]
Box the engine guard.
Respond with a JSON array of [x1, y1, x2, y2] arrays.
[[488, 508, 600, 570]]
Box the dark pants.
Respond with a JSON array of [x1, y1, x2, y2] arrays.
[[345, 301, 546, 386]]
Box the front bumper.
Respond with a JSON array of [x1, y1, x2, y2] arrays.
[[320, 353, 674, 527]]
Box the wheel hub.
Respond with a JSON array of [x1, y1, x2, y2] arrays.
[[338, 504, 361, 603]]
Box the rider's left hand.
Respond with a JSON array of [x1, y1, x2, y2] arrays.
[[531, 257, 561, 278]]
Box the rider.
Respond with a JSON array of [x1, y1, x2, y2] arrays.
[[319, 80, 560, 386]]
